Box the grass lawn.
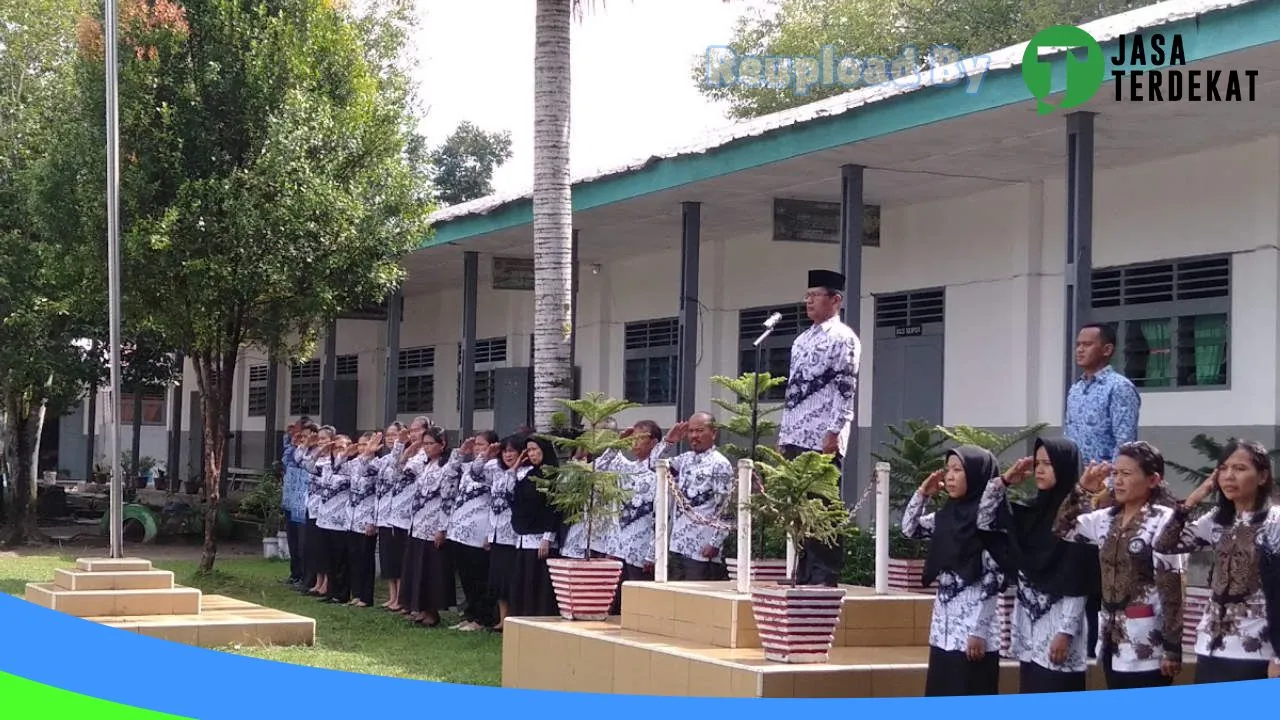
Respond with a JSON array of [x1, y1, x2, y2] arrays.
[[0, 547, 502, 686]]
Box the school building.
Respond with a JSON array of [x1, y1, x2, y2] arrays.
[[54, 0, 1280, 501]]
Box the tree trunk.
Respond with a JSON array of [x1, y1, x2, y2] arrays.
[[531, 0, 574, 429], [3, 389, 48, 546], [192, 350, 235, 572]]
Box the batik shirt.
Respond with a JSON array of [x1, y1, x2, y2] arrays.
[[348, 454, 380, 534], [778, 316, 861, 456], [385, 450, 419, 531], [446, 456, 494, 549], [1064, 366, 1140, 464], [513, 465, 559, 552], [281, 442, 307, 523], [302, 448, 324, 520], [315, 454, 353, 532], [485, 460, 518, 548], [663, 444, 735, 562], [1056, 489, 1186, 672], [409, 450, 464, 542], [372, 442, 405, 528], [603, 446, 661, 569], [1155, 504, 1280, 661], [561, 450, 626, 559], [901, 479, 1006, 653]]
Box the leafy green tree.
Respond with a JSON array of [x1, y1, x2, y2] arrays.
[[428, 121, 513, 206], [695, 0, 1158, 119], [56, 0, 433, 570]]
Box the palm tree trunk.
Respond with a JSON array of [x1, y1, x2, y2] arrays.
[[531, 0, 574, 429]]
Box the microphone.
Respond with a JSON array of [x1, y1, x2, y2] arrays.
[[762, 311, 782, 330]]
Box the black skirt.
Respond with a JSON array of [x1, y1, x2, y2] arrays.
[[509, 547, 559, 618], [924, 646, 1001, 696], [487, 543, 517, 602], [1018, 661, 1086, 694], [1195, 655, 1269, 684], [378, 526, 408, 580], [411, 539, 457, 613], [399, 537, 425, 609], [306, 518, 330, 575]]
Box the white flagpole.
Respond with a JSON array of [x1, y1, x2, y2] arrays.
[[103, 0, 125, 559]]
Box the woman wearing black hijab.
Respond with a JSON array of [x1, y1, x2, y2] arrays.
[[997, 437, 1101, 693], [902, 444, 1010, 696], [508, 434, 564, 618]]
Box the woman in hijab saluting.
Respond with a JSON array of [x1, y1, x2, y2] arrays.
[[902, 445, 1010, 696], [997, 437, 1102, 693], [508, 434, 564, 618]]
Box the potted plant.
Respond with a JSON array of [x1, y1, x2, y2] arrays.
[[746, 450, 852, 663], [536, 393, 638, 621], [711, 372, 791, 584]]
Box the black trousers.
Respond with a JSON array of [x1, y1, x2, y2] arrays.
[[450, 540, 495, 626], [1195, 655, 1269, 684], [324, 528, 350, 602], [1018, 661, 1086, 694], [1100, 651, 1174, 690], [609, 561, 654, 615], [285, 520, 304, 581], [925, 646, 1001, 696], [1086, 595, 1100, 658], [780, 444, 844, 586], [668, 553, 728, 581], [347, 531, 378, 605], [302, 516, 324, 588]]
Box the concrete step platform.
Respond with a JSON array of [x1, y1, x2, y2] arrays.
[[54, 568, 176, 592], [76, 558, 154, 573], [95, 594, 316, 649], [25, 583, 202, 617]]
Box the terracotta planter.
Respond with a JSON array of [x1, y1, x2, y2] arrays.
[[887, 557, 930, 594], [727, 557, 789, 585], [1184, 586, 1211, 649], [547, 558, 624, 621], [750, 584, 847, 663]]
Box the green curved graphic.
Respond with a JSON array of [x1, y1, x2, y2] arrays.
[[1022, 25, 1106, 114], [0, 671, 192, 719]]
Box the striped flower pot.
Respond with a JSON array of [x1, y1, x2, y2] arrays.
[[547, 558, 624, 621], [727, 557, 789, 585], [888, 558, 931, 594], [750, 584, 848, 664], [1184, 586, 1211, 649], [998, 589, 1016, 655]]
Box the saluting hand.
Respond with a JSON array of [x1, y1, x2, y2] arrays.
[[1183, 469, 1219, 508], [1079, 461, 1111, 494], [1002, 456, 1033, 486], [920, 470, 943, 498]]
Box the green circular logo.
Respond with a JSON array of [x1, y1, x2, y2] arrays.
[[1022, 26, 1106, 114]]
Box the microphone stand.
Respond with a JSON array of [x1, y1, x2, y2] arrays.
[[750, 322, 778, 561]]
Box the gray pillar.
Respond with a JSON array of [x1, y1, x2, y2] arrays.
[[263, 354, 279, 468], [384, 290, 403, 427], [460, 252, 479, 438], [838, 164, 864, 506], [1064, 112, 1095, 396], [166, 352, 184, 483], [321, 320, 337, 425], [677, 202, 701, 424]]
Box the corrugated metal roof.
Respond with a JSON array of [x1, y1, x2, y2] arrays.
[[427, 0, 1260, 227]]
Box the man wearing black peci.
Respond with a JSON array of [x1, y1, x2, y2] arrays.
[[776, 269, 862, 587]]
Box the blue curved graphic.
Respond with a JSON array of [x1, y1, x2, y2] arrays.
[[0, 591, 1275, 718]]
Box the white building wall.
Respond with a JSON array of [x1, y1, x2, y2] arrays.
[[176, 135, 1280, 447]]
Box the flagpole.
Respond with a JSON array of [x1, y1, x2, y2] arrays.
[[104, 0, 125, 559]]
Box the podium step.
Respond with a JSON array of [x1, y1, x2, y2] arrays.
[[25, 583, 201, 617], [54, 568, 176, 592], [76, 558, 154, 573]]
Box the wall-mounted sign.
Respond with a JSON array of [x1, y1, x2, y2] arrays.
[[894, 324, 923, 337], [492, 256, 534, 291], [772, 198, 881, 247]]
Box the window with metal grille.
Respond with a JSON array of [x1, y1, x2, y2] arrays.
[[397, 346, 435, 413], [1090, 255, 1230, 389], [456, 337, 508, 411], [289, 359, 320, 415], [335, 354, 358, 378], [737, 303, 807, 401], [873, 289, 945, 328], [247, 364, 268, 417], [624, 318, 678, 405], [120, 389, 167, 426]]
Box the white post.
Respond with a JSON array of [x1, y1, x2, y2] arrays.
[[736, 458, 753, 595], [874, 461, 891, 594], [785, 536, 797, 580], [103, 0, 125, 560], [654, 459, 671, 583]]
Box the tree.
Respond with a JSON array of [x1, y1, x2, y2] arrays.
[[0, 0, 108, 545], [694, 0, 1159, 119], [59, 0, 433, 571], [428, 121, 513, 206]]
